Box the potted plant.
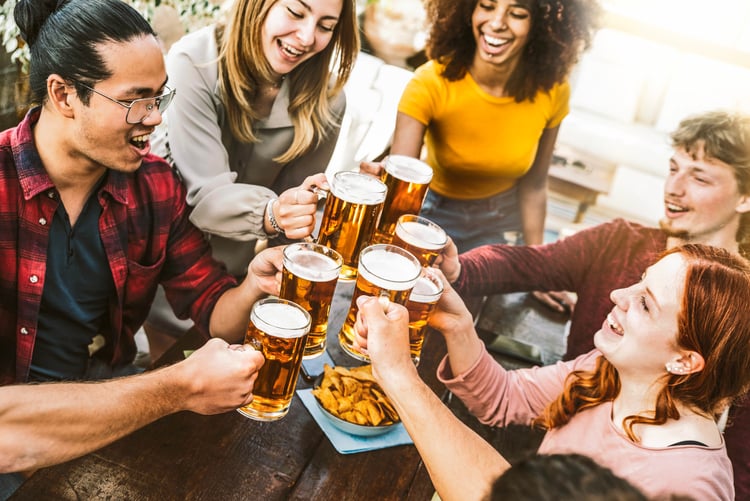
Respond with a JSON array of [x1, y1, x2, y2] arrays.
[[0, 0, 225, 124]]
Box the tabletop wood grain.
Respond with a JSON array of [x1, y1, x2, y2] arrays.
[[12, 283, 567, 501]]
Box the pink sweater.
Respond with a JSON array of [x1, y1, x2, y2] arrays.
[[438, 349, 734, 500]]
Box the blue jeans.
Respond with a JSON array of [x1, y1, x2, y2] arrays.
[[419, 187, 523, 254]]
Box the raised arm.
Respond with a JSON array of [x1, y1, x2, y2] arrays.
[[0, 338, 264, 473], [390, 112, 427, 158], [516, 126, 559, 246], [359, 111, 427, 176], [209, 246, 284, 343], [354, 295, 510, 501]]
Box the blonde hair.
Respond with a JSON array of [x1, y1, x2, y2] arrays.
[[217, 0, 359, 163]]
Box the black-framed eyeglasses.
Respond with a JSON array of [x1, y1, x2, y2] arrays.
[[75, 81, 176, 124]]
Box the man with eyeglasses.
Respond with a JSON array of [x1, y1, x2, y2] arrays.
[[0, 0, 285, 488], [73, 80, 176, 127]]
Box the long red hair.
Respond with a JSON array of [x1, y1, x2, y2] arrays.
[[536, 244, 750, 441]]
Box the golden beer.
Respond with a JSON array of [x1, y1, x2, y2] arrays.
[[280, 243, 342, 358], [391, 214, 448, 267], [373, 155, 433, 244], [340, 244, 421, 361], [405, 268, 444, 365], [316, 171, 387, 281], [238, 298, 311, 421]]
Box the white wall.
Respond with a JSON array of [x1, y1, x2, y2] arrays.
[[559, 15, 750, 225]]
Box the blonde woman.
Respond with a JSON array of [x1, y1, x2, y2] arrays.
[[147, 0, 359, 342]]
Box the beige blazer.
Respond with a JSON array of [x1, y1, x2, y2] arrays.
[[153, 25, 345, 275]]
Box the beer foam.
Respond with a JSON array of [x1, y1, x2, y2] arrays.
[[285, 249, 340, 282], [409, 275, 443, 303], [359, 248, 420, 290], [396, 221, 447, 249], [385, 155, 433, 184], [331, 172, 387, 205], [252, 302, 310, 338]]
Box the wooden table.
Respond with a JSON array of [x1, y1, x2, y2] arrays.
[[12, 286, 568, 500], [548, 145, 615, 223]]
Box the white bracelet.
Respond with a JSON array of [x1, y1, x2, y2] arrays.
[[266, 198, 284, 236]]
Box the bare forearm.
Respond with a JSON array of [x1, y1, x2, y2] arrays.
[[518, 126, 558, 246], [517, 184, 547, 246], [0, 366, 186, 473], [209, 280, 258, 343], [442, 316, 485, 377], [209, 247, 283, 342], [380, 371, 510, 501]]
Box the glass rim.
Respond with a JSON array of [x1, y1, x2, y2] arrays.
[[251, 297, 311, 336], [396, 214, 448, 246], [283, 242, 343, 270], [331, 170, 388, 204], [409, 267, 445, 302], [358, 243, 422, 285], [384, 154, 433, 184]]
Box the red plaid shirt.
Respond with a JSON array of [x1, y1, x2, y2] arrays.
[[0, 108, 237, 384]]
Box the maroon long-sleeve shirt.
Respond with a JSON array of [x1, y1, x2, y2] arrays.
[[454, 218, 665, 359]]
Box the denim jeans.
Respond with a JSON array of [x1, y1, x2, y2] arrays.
[[419, 187, 523, 254]]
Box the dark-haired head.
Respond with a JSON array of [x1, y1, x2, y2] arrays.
[[14, 0, 156, 105], [486, 453, 649, 501]]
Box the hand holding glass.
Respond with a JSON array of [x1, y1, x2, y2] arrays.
[[316, 171, 387, 281], [238, 298, 311, 421], [339, 244, 421, 361]]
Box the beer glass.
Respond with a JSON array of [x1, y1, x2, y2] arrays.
[[238, 298, 311, 421], [405, 267, 444, 365], [316, 171, 388, 281], [280, 242, 342, 358], [339, 244, 421, 361], [372, 155, 433, 244], [391, 214, 448, 267]]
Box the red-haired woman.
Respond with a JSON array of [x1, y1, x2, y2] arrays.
[[354, 244, 750, 501]]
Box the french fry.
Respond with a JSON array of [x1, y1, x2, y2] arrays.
[[312, 364, 400, 426]]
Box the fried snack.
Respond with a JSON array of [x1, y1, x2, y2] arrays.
[[312, 364, 400, 426]]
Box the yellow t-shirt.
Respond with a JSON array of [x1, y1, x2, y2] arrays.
[[398, 61, 570, 200]]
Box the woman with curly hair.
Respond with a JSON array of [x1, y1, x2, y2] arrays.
[[365, 0, 599, 251], [355, 243, 750, 500]]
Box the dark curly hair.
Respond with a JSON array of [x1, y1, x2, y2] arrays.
[[424, 0, 601, 102]]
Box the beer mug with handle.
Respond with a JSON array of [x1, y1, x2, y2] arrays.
[[316, 171, 388, 281], [238, 298, 311, 421], [280, 242, 342, 358]]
